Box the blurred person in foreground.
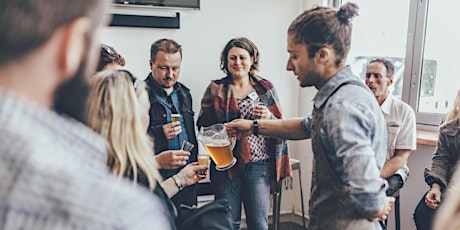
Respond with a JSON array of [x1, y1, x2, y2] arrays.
[[0, 0, 170, 229], [225, 3, 394, 230], [87, 70, 208, 229], [414, 90, 460, 230]]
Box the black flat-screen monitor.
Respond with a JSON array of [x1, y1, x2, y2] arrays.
[[115, 0, 200, 9]]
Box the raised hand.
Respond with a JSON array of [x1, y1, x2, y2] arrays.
[[155, 150, 190, 169]]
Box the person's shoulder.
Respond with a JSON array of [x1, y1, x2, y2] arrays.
[[333, 82, 375, 104], [254, 75, 275, 88], [212, 76, 231, 85], [177, 81, 191, 92], [392, 96, 414, 111]]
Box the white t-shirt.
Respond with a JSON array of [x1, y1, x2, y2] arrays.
[[380, 93, 417, 182]]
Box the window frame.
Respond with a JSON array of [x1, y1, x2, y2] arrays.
[[405, 0, 442, 129]]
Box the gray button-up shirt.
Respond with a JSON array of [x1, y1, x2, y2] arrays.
[[302, 66, 388, 215]]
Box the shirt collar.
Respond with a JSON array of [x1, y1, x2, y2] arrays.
[[313, 66, 361, 108], [380, 93, 394, 115], [148, 72, 181, 97]]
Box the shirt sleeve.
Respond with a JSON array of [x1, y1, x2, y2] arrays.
[[322, 100, 387, 214], [395, 105, 417, 150], [301, 112, 313, 139]]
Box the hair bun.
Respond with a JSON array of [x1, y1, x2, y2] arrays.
[[338, 2, 359, 24]]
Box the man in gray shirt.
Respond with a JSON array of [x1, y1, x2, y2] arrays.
[[0, 1, 170, 229]]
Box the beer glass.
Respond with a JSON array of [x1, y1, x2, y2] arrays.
[[171, 114, 181, 122], [197, 154, 210, 175], [197, 123, 236, 171]]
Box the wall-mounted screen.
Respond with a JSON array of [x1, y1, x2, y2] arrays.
[[115, 0, 200, 9]]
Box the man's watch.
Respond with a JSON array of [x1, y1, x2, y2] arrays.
[[172, 175, 183, 191]]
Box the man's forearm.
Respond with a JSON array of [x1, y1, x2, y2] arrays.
[[258, 118, 309, 140], [380, 149, 411, 178]]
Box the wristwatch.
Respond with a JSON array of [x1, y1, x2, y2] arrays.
[[253, 120, 259, 136], [172, 175, 183, 191]]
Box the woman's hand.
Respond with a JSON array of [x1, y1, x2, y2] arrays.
[[155, 150, 190, 169], [425, 187, 442, 209], [252, 105, 272, 120], [176, 162, 208, 187]]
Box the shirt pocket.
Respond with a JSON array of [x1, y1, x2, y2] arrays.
[[386, 124, 401, 158]]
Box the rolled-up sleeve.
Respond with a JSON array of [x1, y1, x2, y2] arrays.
[[301, 113, 313, 139], [322, 100, 387, 214]]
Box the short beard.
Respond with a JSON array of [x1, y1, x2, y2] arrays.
[[53, 61, 90, 125]]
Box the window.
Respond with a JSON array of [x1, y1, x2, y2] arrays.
[[343, 0, 459, 127], [407, 0, 460, 125], [346, 0, 411, 100]]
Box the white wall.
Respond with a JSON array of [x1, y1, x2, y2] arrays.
[[101, 0, 303, 121]]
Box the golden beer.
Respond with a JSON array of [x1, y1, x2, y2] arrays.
[[171, 114, 180, 122], [197, 154, 210, 175], [204, 144, 234, 168]]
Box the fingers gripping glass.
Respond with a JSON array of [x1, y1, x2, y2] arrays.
[[117, 70, 139, 90]]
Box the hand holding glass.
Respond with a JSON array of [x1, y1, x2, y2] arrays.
[[181, 140, 195, 152]]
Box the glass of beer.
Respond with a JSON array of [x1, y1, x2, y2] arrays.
[[197, 124, 237, 171], [171, 114, 181, 123], [197, 154, 210, 175]]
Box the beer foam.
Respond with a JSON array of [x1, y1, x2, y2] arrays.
[[204, 139, 230, 147]]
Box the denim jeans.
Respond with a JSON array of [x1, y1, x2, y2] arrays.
[[211, 161, 270, 230]]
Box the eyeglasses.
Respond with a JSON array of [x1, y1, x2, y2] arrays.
[[167, 95, 178, 114], [102, 44, 116, 55], [117, 69, 139, 90]]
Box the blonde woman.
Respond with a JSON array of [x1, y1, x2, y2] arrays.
[[87, 70, 207, 229], [414, 90, 460, 230]]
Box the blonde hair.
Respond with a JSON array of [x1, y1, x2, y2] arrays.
[[442, 90, 460, 127], [87, 70, 161, 190]]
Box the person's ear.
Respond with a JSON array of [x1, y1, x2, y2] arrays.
[[387, 76, 394, 86], [149, 60, 154, 69], [58, 17, 91, 80], [316, 47, 330, 64]]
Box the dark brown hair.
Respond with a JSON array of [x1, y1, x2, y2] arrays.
[[0, 0, 108, 66], [368, 58, 395, 77], [220, 37, 260, 76], [288, 2, 359, 66], [97, 44, 126, 71], [150, 39, 182, 63]]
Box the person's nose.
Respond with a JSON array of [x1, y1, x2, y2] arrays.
[[167, 68, 174, 77], [366, 75, 374, 84], [286, 59, 293, 71], [369, 76, 375, 84], [235, 58, 241, 65]]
